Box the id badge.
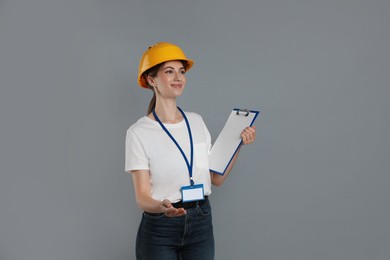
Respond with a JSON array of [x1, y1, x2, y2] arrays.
[[181, 184, 204, 203]]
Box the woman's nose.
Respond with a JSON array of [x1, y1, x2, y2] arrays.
[[174, 72, 182, 81]]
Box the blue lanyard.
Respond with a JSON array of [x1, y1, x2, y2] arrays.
[[152, 107, 195, 186]]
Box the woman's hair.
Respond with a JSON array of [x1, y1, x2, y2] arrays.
[[143, 60, 188, 115]]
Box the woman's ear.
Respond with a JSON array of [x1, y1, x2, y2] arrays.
[[146, 75, 156, 87]]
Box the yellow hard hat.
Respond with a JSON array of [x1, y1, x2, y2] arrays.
[[137, 42, 194, 89]]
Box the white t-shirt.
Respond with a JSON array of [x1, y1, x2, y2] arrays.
[[125, 111, 212, 203]]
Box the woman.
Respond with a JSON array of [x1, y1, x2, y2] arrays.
[[125, 42, 256, 260]]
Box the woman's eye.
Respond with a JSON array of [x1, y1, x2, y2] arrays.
[[164, 69, 185, 75]]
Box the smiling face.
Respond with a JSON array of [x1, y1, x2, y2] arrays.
[[147, 60, 187, 100]]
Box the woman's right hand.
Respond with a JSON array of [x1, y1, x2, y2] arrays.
[[161, 199, 186, 217]]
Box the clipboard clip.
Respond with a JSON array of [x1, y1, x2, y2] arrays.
[[236, 108, 250, 116]]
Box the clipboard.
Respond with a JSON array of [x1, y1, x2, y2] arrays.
[[209, 108, 260, 175]]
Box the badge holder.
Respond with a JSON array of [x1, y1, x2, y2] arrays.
[[181, 184, 204, 203]]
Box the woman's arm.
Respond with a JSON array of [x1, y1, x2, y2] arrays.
[[130, 170, 186, 217], [211, 126, 256, 187]]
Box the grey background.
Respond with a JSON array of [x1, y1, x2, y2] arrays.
[[1, 0, 389, 259]]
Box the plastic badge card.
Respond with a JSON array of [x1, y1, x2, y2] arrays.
[[209, 108, 260, 175], [181, 184, 204, 202]]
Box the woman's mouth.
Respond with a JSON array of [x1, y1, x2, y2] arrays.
[[171, 84, 183, 89]]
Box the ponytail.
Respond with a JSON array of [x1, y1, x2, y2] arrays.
[[142, 62, 164, 115], [147, 92, 156, 115]]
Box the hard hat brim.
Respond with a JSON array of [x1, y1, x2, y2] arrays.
[[138, 59, 194, 89]]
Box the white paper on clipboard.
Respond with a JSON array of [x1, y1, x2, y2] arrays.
[[209, 109, 259, 175]]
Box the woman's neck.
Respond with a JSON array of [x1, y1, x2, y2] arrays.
[[151, 99, 183, 124]]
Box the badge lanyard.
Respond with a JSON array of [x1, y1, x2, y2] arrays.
[[152, 107, 195, 186]]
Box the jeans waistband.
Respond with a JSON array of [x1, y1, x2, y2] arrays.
[[172, 196, 208, 209], [144, 196, 209, 216]]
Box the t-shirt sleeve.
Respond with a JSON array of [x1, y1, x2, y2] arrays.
[[125, 128, 149, 172]]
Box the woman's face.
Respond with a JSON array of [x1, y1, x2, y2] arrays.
[[149, 60, 187, 99]]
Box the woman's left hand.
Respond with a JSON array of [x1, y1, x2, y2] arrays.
[[241, 126, 256, 145]]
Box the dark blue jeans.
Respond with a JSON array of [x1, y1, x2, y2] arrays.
[[136, 199, 215, 260]]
